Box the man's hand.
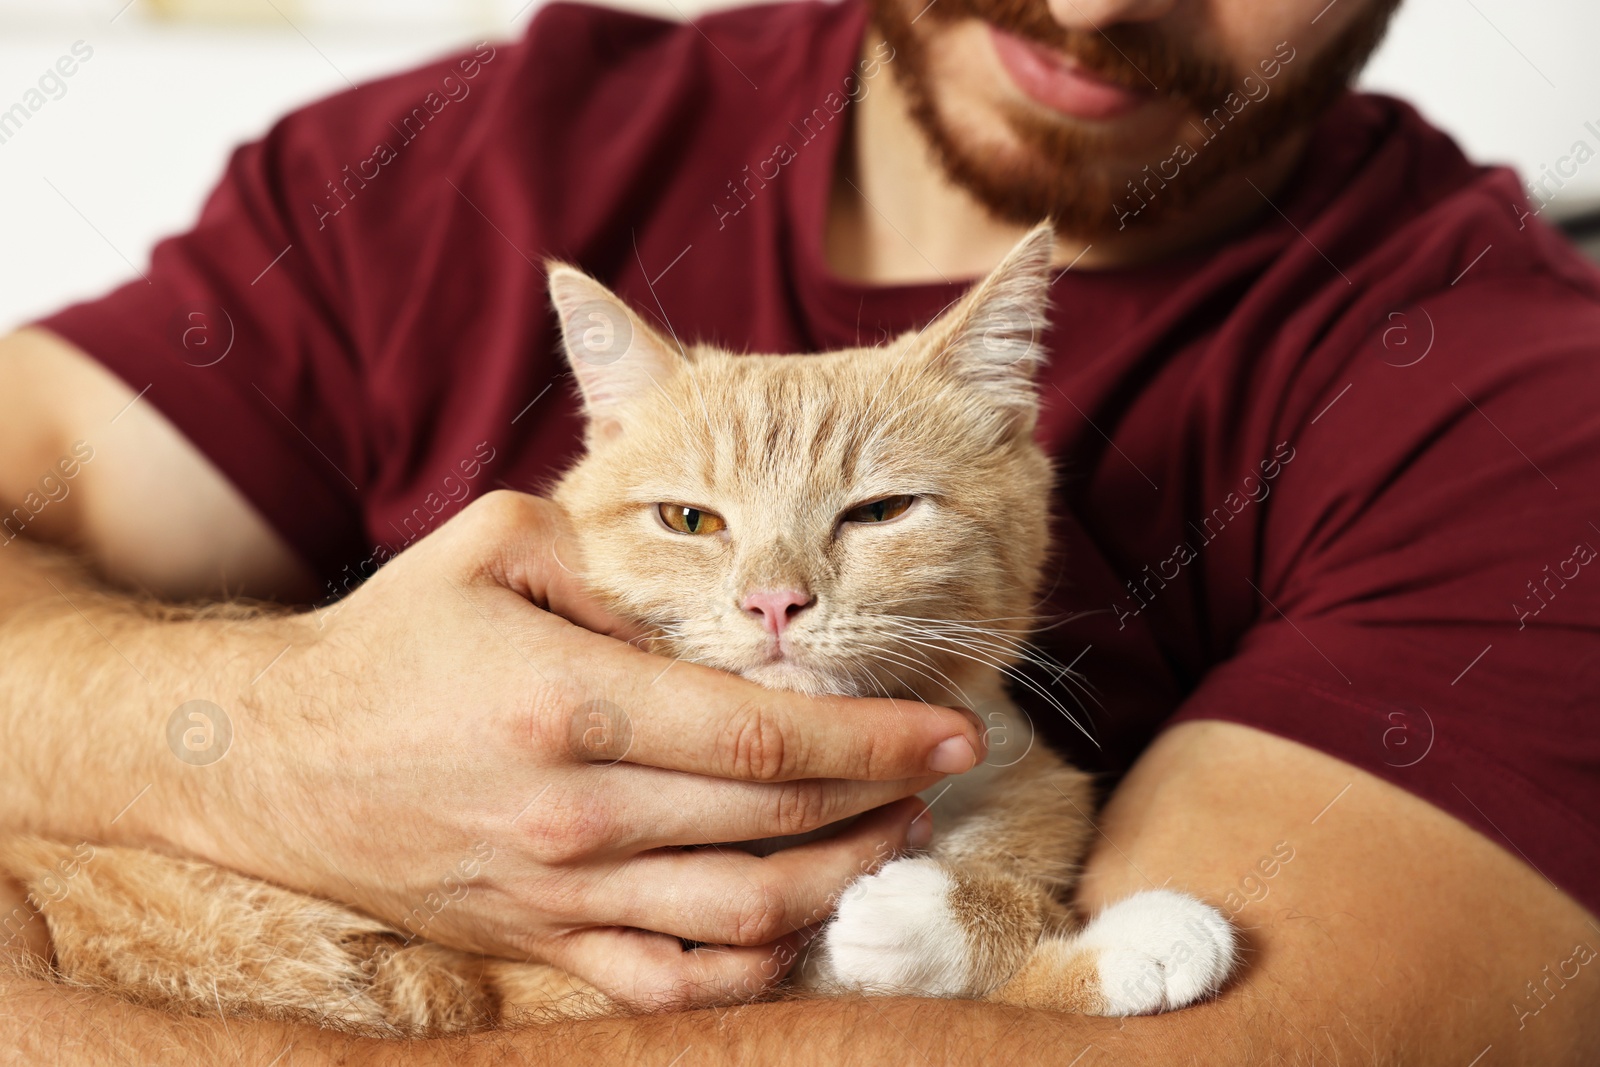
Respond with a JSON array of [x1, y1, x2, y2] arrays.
[[218, 490, 979, 1006], [0, 330, 983, 1008]]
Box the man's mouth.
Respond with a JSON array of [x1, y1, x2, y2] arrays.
[[988, 25, 1152, 120]]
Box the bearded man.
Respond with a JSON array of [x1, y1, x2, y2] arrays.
[[1, 0, 1597, 1062]]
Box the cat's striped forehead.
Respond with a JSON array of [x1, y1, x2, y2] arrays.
[[661, 346, 945, 501]]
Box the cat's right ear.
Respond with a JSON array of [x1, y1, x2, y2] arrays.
[[546, 262, 680, 437], [910, 222, 1055, 434]]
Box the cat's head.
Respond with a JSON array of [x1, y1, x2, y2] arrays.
[[548, 225, 1057, 702]]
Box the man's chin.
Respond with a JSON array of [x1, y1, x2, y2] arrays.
[[917, 114, 1158, 234], [868, 0, 1405, 240], [883, 53, 1169, 232]]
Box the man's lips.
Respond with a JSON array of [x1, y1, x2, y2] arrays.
[[988, 25, 1150, 120]]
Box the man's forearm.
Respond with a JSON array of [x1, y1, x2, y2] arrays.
[[0, 964, 324, 1067], [8, 719, 1595, 1064], [0, 853, 1232, 1067], [0, 958, 1207, 1067], [0, 537, 310, 870]]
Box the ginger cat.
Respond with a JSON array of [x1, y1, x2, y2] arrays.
[[0, 224, 1236, 1034]]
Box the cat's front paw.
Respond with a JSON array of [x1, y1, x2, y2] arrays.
[[1077, 889, 1237, 1015], [810, 856, 976, 997]]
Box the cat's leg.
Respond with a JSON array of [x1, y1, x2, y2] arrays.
[[0, 836, 605, 1033], [483, 958, 613, 1023], [796, 737, 1092, 998], [988, 888, 1238, 1015], [797, 853, 1063, 997], [797, 736, 1237, 1013]]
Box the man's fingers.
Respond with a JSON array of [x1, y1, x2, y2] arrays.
[[453, 491, 984, 779], [450, 490, 650, 642], [593, 797, 927, 945], [550, 926, 804, 1011], [560, 629, 984, 781], [603, 764, 944, 851]]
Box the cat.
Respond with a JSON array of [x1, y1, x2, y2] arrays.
[[0, 223, 1236, 1034]]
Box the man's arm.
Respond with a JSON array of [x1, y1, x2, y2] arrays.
[[7, 719, 1593, 1064], [0, 326, 982, 1008], [0, 327, 324, 603]]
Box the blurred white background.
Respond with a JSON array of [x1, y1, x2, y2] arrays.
[[0, 0, 1596, 332]]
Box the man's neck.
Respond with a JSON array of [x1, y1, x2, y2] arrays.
[[824, 26, 1313, 284]]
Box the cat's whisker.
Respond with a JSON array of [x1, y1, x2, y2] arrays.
[[870, 601, 1107, 638], [875, 611, 1042, 624], [875, 620, 1038, 669], [887, 633, 1098, 745], [898, 628, 1089, 703], [870, 609, 1071, 634], [867, 607, 1080, 638], [865, 660, 964, 718], [852, 637, 965, 690], [858, 668, 892, 700], [849, 641, 978, 712], [850, 608, 1095, 728], [869, 613, 1103, 708], [885, 626, 1031, 668], [854, 638, 992, 720], [1035, 666, 1100, 715], [854, 661, 923, 710]]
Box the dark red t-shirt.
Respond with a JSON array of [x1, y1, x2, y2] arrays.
[[38, 1, 1600, 915]]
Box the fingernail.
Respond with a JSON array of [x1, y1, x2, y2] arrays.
[[928, 736, 977, 774], [953, 708, 989, 756], [907, 809, 933, 849]]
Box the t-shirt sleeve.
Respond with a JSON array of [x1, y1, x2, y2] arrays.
[[29, 42, 504, 582], [33, 114, 378, 579], [1168, 272, 1600, 913]]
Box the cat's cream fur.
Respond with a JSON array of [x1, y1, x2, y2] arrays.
[[0, 224, 1236, 1033]]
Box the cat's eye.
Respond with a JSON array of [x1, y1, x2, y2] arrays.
[[658, 504, 726, 535], [842, 495, 915, 524]]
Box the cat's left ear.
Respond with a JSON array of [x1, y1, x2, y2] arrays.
[[545, 262, 681, 434], [928, 221, 1055, 418]]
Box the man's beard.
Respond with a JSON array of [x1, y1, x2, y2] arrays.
[[868, 0, 1402, 236]]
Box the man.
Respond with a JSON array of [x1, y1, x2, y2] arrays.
[[1, 0, 1596, 1060]]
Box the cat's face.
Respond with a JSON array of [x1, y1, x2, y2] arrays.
[[549, 226, 1056, 702]]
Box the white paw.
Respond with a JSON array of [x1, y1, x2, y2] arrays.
[[1077, 889, 1237, 1015], [814, 857, 973, 996]]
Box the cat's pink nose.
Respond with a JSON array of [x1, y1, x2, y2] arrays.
[[741, 589, 814, 637]]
